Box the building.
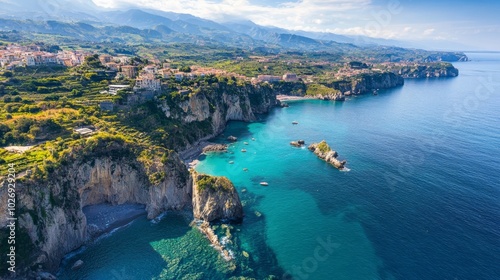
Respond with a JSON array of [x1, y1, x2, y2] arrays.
[[105, 62, 119, 71], [134, 74, 161, 92], [257, 75, 282, 83], [99, 101, 114, 111], [161, 68, 171, 79], [121, 65, 137, 79], [108, 85, 131, 95], [283, 73, 299, 82], [99, 55, 113, 64], [175, 73, 184, 81], [143, 65, 158, 74]]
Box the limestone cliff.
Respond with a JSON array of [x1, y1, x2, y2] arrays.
[[0, 148, 191, 275], [159, 82, 277, 144], [0, 81, 276, 278], [192, 173, 243, 223], [396, 64, 459, 78], [328, 72, 404, 95]]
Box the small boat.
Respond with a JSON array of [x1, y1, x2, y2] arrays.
[[244, 142, 249, 145], [292, 121, 299, 125], [251, 138, 256, 141], [260, 182, 269, 186], [229, 161, 234, 164], [241, 149, 247, 152], [243, 168, 248, 171]]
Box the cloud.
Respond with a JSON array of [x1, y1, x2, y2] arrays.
[[423, 28, 435, 35], [92, 0, 372, 30]]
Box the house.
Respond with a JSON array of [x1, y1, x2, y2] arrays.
[[99, 55, 113, 64], [105, 62, 119, 71], [121, 65, 137, 79], [161, 68, 171, 79], [74, 127, 95, 136], [108, 85, 131, 95], [143, 65, 158, 74], [283, 73, 299, 82], [175, 73, 184, 81], [99, 101, 114, 111], [134, 74, 161, 92], [257, 75, 282, 83]]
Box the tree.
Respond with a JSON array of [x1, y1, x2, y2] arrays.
[[179, 66, 192, 73], [2, 71, 13, 78]]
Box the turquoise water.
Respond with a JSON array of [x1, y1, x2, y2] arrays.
[[59, 53, 500, 279]]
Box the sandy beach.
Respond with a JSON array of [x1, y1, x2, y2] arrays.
[[83, 203, 147, 238]]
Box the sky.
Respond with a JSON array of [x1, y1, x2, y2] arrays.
[[2, 0, 499, 50], [88, 0, 499, 50]]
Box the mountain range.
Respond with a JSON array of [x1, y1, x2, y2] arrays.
[[0, 0, 470, 56]]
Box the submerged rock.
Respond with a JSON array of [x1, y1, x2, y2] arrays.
[[308, 140, 347, 169], [192, 172, 243, 222], [227, 136, 238, 142], [71, 260, 84, 270]]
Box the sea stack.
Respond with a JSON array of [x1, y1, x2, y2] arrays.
[[192, 172, 243, 222], [308, 140, 347, 169]]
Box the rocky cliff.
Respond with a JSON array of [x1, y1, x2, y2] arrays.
[[192, 173, 243, 222], [0, 81, 275, 278], [159, 82, 277, 143], [328, 72, 404, 95], [396, 64, 459, 78], [0, 145, 191, 276]]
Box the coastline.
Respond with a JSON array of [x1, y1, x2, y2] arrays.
[[277, 94, 315, 101]]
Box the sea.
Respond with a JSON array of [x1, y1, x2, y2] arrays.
[[57, 53, 500, 280]]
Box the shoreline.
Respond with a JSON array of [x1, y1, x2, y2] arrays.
[[277, 94, 315, 101]]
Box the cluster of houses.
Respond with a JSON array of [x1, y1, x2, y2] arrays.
[[0, 44, 91, 69], [251, 73, 300, 84]]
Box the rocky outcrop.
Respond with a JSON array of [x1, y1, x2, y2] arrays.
[[202, 144, 228, 153], [227, 136, 238, 142], [192, 173, 243, 223], [158, 82, 277, 149], [315, 92, 345, 101], [396, 64, 459, 78], [308, 141, 347, 169], [290, 140, 306, 147], [328, 72, 404, 95]]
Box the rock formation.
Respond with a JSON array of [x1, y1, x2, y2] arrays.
[[308, 140, 347, 169], [192, 172, 243, 223], [202, 144, 228, 153], [290, 140, 306, 147]]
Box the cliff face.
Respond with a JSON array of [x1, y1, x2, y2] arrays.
[[329, 72, 404, 95], [192, 173, 243, 222], [0, 154, 191, 274], [0, 82, 275, 278], [159, 82, 277, 139], [397, 64, 459, 78]]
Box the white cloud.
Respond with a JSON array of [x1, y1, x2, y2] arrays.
[[423, 28, 435, 36], [92, 0, 372, 30]]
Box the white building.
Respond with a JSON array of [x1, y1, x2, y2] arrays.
[[108, 85, 131, 95], [134, 74, 161, 91]]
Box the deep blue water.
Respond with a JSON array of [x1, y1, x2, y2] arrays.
[[59, 53, 500, 279]]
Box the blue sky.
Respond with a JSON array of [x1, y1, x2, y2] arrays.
[[88, 0, 497, 50]]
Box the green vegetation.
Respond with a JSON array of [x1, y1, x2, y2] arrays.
[[306, 84, 338, 96], [196, 174, 234, 192], [316, 140, 331, 154]]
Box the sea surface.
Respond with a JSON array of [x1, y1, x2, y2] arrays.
[[58, 53, 500, 280]]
